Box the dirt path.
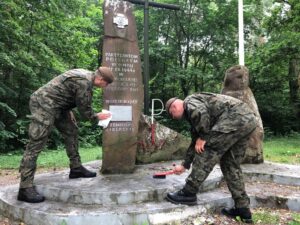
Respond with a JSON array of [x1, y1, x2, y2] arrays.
[[0, 169, 19, 225], [0, 170, 19, 187], [0, 168, 60, 187]]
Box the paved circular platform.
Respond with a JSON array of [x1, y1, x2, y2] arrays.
[[0, 161, 299, 225]]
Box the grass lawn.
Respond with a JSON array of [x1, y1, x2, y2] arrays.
[[252, 208, 300, 225], [0, 134, 299, 169], [263, 133, 300, 164], [0, 147, 102, 169]]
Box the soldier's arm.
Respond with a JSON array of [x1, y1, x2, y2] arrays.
[[74, 80, 97, 121], [186, 102, 210, 138], [182, 140, 196, 169], [184, 101, 210, 158]]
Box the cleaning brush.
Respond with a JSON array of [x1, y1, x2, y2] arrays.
[[153, 170, 175, 179]]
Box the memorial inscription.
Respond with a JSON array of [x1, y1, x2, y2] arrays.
[[101, 0, 143, 173]]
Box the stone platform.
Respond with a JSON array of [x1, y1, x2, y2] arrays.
[[0, 161, 299, 225]]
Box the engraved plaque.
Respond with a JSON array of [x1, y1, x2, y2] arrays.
[[109, 105, 132, 121]]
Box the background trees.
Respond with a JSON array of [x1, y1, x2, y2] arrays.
[[136, 0, 300, 134], [247, 0, 300, 134], [0, 0, 103, 151], [0, 0, 299, 152]]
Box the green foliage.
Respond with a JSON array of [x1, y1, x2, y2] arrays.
[[1, 0, 300, 150], [0, 0, 103, 151], [78, 121, 103, 147], [0, 127, 17, 151], [0, 102, 17, 118], [0, 82, 18, 151], [144, 0, 300, 135], [141, 0, 287, 135], [248, 0, 300, 134], [0, 101, 17, 150], [145, 0, 243, 97]]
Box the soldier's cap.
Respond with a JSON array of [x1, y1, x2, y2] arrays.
[[165, 97, 178, 115], [95, 67, 115, 83]]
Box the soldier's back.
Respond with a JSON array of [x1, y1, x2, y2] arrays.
[[32, 69, 93, 113]]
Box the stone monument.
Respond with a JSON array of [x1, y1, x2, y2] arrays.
[[101, 0, 143, 173], [136, 115, 189, 164], [221, 65, 264, 163]]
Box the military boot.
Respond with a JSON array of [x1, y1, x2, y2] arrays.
[[166, 188, 197, 205], [222, 207, 253, 224], [69, 165, 96, 179], [17, 186, 45, 203]]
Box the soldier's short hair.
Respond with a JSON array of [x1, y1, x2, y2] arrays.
[[95, 67, 114, 83], [165, 97, 178, 115]]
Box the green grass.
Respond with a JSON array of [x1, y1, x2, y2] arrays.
[[252, 210, 280, 224], [0, 134, 299, 169], [252, 210, 300, 225], [0, 147, 102, 169], [263, 133, 300, 164], [289, 213, 300, 225]]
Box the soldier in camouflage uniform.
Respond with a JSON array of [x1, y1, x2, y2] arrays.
[[18, 67, 114, 203], [165, 92, 257, 223]]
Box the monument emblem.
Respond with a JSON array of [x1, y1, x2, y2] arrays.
[[113, 13, 128, 28]]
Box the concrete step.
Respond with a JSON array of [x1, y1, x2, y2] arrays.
[[8, 161, 300, 206], [0, 187, 221, 225], [1, 161, 300, 225], [1, 183, 299, 225], [242, 161, 300, 186], [20, 161, 223, 205]]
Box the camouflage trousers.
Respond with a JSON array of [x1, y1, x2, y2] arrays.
[[19, 95, 81, 188], [184, 113, 257, 208]]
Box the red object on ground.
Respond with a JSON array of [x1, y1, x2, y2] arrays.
[[153, 170, 175, 179]]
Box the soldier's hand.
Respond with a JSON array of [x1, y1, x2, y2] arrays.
[[173, 165, 185, 175], [97, 112, 112, 120], [195, 138, 206, 154]]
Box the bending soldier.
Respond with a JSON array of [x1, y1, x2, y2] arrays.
[[18, 67, 114, 203], [165, 92, 257, 224]]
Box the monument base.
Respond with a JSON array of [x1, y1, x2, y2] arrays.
[[101, 134, 137, 174], [0, 161, 300, 225]]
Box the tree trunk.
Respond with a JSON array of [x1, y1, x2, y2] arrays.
[[288, 59, 300, 118]]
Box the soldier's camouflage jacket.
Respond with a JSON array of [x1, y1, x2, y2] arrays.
[[182, 92, 254, 169], [31, 69, 97, 122]]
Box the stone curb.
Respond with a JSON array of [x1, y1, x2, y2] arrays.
[[1, 188, 299, 225], [35, 163, 300, 205], [0, 161, 299, 225]]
